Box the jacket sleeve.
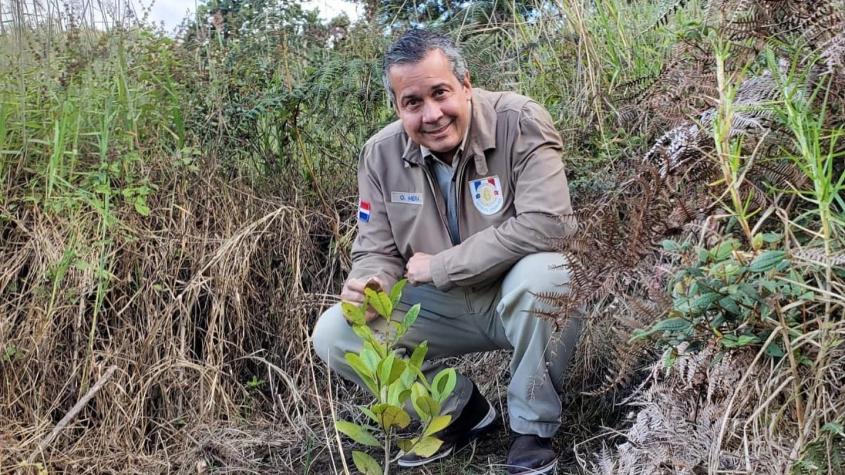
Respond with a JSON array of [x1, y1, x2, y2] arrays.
[[429, 101, 576, 290], [347, 145, 406, 292]]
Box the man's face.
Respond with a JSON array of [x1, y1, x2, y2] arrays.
[[388, 49, 472, 160]]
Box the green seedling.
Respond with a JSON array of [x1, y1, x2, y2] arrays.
[[335, 279, 457, 475]]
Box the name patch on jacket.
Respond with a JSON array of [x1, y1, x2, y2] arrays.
[[470, 176, 504, 215], [358, 199, 371, 222], [390, 192, 423, 205]]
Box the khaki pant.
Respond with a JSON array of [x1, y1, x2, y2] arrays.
[[311, 253, 582, 437]]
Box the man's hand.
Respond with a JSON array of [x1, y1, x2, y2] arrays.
[[340, 277, 385, 322], [406, 252, 433, 285]]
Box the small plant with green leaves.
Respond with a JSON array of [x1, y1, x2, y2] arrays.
[[635, 235, 816, 366], [334, 279, 457, 475]]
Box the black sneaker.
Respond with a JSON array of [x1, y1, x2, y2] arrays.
[[397, 382, 497, 467], [506, 433, 557, 475]]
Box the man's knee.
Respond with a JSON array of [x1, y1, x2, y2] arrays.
[[504, 252, 571, 296], [311, 304, 348, 365]]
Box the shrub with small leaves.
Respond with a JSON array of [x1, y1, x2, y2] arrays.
[[635, 235, 816, 365], [334, 279, 457, 475]]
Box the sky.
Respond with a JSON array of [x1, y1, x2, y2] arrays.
[[143, 0, 362, 34]]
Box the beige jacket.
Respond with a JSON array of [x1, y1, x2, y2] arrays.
[[348, 89, 576, 291]]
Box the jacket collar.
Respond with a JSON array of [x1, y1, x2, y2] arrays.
[[401, 89, 497, 174]]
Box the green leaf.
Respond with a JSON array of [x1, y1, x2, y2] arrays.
[[712, 239, 738, 260], [410, 383, 432, 420], [752, 233, 764, 250], [389, 358, 406, 385], [718, 296, 741, 315], [661, 346, 677, 369], [389, 279, 407, 307], [748, 250, 786, 273], [335, 421, 380, 447], [761, 279, 779, 294], [378, 354, 395, 387], [413, 395, 440, 422], [431, 368, 457, 403], [344, 353, 378, 395], [737, 283, 763, 303], [397, 438, 414, 453], [652, 317, 692, 333], [352, 450, 382, 475], [360, 406, 379, 425], [721, 334, 759, 348], [365, 288, 393, 318], [341, 302, 366, 326], [399, 365, 416, 388], [690, 292, 720, 313], [352, 325, 375, 347], [423, 415, 451, 437], [360, 346, 380, 374], [400, 304, 421, 335], [345, 353, 372, 379], [821, 422, 844, 437], [409, 341, 428, 369], [387, 380, 404, 406], [373, 404, 411, 429], [134, 199, 151, 216], [761, 232, 783, 244], [661, 240, 682, 252], [411, 436, 444, 457], [765, 342, 785, 358], [378, 354, 406, 387]]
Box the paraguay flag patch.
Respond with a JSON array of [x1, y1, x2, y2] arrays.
[[358, 199, 371, 223]]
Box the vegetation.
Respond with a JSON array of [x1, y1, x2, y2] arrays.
[[335, 279, 457, 475], [0, 0, 842, 473]]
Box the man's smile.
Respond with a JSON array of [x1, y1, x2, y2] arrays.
[[423, 120, 454, 137]]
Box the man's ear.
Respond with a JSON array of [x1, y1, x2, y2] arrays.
[[462, 72, 472, 98]]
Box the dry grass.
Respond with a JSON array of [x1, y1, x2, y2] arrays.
[[0, 154, 360, 472]]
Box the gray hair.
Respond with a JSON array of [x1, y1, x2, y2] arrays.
[[382, 29, 468, 107]]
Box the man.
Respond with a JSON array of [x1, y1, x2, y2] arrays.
[[312, 29, 582, 475]]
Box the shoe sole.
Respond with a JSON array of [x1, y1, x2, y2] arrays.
[[508, 459, 557, 475], [470, 403, 497, 432], [397, 405, 498, 468], [396, 444, 454, 468]]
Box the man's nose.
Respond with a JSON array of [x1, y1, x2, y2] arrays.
[[422, 100, 443, 123]]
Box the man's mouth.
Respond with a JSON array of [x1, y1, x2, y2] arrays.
[[423, 120, 453, 136]]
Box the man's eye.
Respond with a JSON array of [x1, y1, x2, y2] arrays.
[[434, 89, 446, 97]]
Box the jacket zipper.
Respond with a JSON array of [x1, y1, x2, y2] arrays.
[[454, 153, 473, 242], [421, 165, 451, 236]]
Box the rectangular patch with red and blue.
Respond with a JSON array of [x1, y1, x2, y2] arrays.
[[358, 199, 371, 223]]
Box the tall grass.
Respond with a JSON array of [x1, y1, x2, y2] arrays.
[[712, 36, 755, 242]]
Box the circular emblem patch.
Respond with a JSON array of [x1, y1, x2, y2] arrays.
[[470, 176, 504, 215]]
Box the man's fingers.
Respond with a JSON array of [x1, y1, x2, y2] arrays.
[[340, 287, 364, 304], [365, 276, 386, 292], [364, 308, 379, 322], [345, 279, 366, 292]]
